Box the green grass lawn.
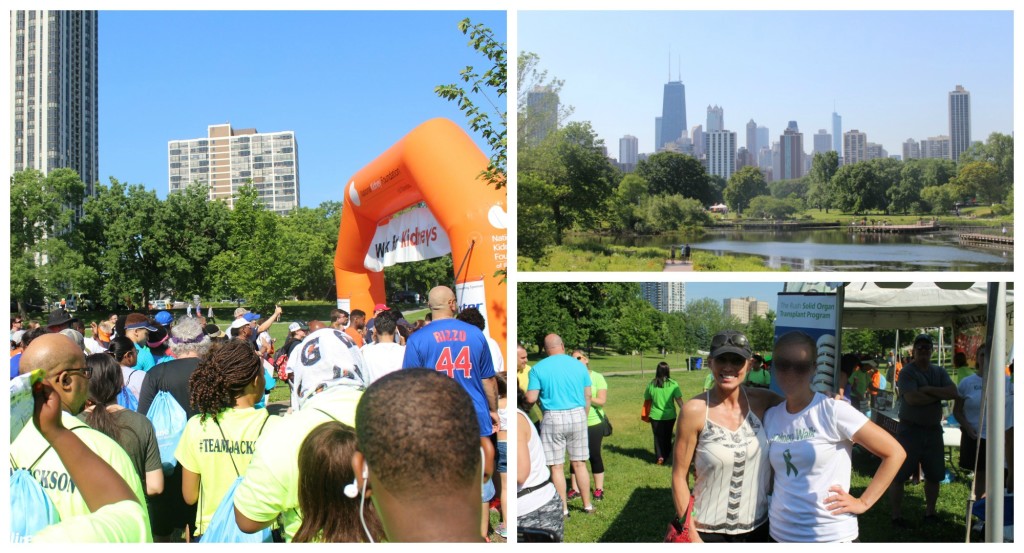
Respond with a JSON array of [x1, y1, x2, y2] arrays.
[[525, 351, 982, 543]]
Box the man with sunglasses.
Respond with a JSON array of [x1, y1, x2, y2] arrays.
[[887, 333, 958, 528], [10, 333, 148, 526]]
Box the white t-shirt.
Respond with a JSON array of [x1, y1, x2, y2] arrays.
[[486, 336, 505, 373], [958, 373, 1014, 437], [763, 393, 868, 543], [359, 342, 405, 385]]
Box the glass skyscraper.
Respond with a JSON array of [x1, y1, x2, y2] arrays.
[[948, 85, 971, 163], [659, 81, 687, 150]]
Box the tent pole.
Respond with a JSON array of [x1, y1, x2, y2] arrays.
[[984, 283, 1005, 543]]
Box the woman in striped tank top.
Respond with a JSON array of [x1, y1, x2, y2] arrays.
[[671, 330, 783, 542]]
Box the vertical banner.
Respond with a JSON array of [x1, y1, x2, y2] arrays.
[[954, 307, 1014, 371], [775, 293, 839, 395], [455, 278, 489, 334]]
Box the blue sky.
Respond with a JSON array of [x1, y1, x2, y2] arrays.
[[686, 282, 784, 312], [518, 10, 1013, 157], [97, 10, 505, 207]]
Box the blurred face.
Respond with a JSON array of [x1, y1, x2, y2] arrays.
[[127, 327, 149, 344], [295, 329, 307, 341], [913, 341, 933, 366], [337, 313, 349, 327], [55, 353, 91, 415], [710, 352, 749, 388], [517, 347, 528, 370], [772, 342, 816, 397], [12, 318, 23, 330]]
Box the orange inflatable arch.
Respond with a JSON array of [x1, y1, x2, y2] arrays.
[[334, 118, 507, 363]]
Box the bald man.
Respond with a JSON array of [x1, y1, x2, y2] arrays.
[[525, 333, 594, 515], [10, 334, 148, 525], [402, 286, 498, 439]]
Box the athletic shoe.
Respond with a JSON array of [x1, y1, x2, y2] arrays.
[[656, 457, 665, 465], [584, 505, 596, 514], [566, 489, 581, 501], [496, 524, 508, 538], [593, 488, 605, 501]]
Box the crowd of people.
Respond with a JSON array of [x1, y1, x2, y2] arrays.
[[10, 285, 508, 543], [516, 328, 1013, 543]]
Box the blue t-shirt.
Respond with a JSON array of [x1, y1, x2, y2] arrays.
[[10, 352, 22, 379], [134, 343, 156, 372], [528, 354, 593, 411], [402, 318, 496, 436]]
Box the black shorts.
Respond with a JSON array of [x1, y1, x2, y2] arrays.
[[958, 434, 987, 472], [698, 521, 770, 543], [894, 423, 945, 483]]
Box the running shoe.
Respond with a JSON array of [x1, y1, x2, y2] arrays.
[[566, 489, 581, 501], [593, 488, 605, 501], [496, 523, 508, 538]]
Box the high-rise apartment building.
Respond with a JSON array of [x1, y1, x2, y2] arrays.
[[746, 119, 757, 160], [756, 125, 770, 154], [655, 117, 663, 152], [641, 282, 686, 314], [779, 122, 804, 180], [843, 129, 867, 165], [921, 135, 951, 160], [526, 86, 559, 146], [690, 124, 704, 158], [660, 81, 687, 150], [168, 124, 299, 215], [723, 296, 769, 325], [706, 130, 737, 181], [866, 142, 888, 160], [831, 111, 842, 158], [813, 129, 831, 155], [619, 134, 638, 172], [11, 10, 99, 198], [949, 84, 971, 162], [706, 105, 724, 132], [902, 138, 921, 160]]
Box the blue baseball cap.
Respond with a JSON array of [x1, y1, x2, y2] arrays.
[[155, 311, 173, 326], [242, 312, 261, 322]]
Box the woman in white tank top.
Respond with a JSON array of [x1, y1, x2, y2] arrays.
[[671, 330, 783, 542]]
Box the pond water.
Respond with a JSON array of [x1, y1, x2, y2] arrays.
[[566, 229, 1013, 271]]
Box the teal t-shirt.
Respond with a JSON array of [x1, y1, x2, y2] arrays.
[[644, 379, 682, 421], [586, 371, 608, 426], [527, 354, 592, 411], [134, 343, 156, 372]]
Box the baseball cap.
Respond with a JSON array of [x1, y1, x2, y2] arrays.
[[242, 312, 261, 322], [374, 303, 390, 312], [203, 324, 225, 339], [59, 329, 86, 351], [154, 311, 173, 326], [124, 313, 158, 331], [233, 307, 249, 319], [230, 318, 250, 330], [147, 326, 169, 348], [914, 334, 934, 346], [710, 330, 753, 359], [288, 321, 309, 333]]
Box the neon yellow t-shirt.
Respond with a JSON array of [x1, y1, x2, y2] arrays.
[[32, 499, 152, 543], [175, 407, 281, 535], [10, 412, 148, 523], [587, 371, 609, 426], [517, 365, 543, 423], [233, 386, 363, 542]]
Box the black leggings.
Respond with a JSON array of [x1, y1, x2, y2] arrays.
[[651, 419, 674, 461], [570, 423, 606, 475]]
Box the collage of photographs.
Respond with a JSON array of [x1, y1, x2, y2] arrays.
[[3, 3, 1017, 546]]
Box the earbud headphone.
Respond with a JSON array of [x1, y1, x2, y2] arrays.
[[358, 462, 373, 543], [343, 479, 358, 499]]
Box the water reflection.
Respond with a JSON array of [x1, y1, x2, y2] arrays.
[[565, 229, 1012, 271]]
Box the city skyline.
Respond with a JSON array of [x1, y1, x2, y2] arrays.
[[518, 11, 1012, 160], [82, 10, 504, 208]]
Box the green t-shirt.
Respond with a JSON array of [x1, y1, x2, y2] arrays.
[[745, 368, 771, 388], [33, 499, 153, 543], [644, 379, 682, 421], [234, 386, 362, 542], [10, 412, 148, 523], [849, 370, 869, 397], [175, 407, 281, 535], [956, 366, 975, 384], [587, 371, 609, 426], [517, 365, 543, 424]]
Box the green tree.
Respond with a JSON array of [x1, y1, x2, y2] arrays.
[[746, 311, 776, 353], [384, 256, 454, 304], [276, 201, 343, 300], [214, 186, 290, 311], [955, 161, 1006, 204], [635, 151, 715, 203], [830, 159, 898, 214], [637, 195, 711, 233], [517, 51, 574, 151], [960, 132, 1013, 190], [769, 177, 810, 200], [157, 183, 231, 301], [517, 172, 557, 260], [519, 121, 619, 244], [746, 195, 803, 220], [677, 297, 742, 354], [614, 300, 658, 373], [435, 18, 506, 190], [724, 166, 769, 215], [808, 151, 839, 211], [610, 173, 649, 232]]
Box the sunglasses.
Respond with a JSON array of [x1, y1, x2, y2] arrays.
[[63, 366, 93, 380], [711, 332, 749, 350]]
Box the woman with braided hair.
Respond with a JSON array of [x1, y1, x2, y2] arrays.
[[174, 340, 281, 538]]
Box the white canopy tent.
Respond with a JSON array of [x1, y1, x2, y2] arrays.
[[836, 282, 1013, 542]]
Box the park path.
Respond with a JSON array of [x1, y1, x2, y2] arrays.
[[663, 260, 693, 271]]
